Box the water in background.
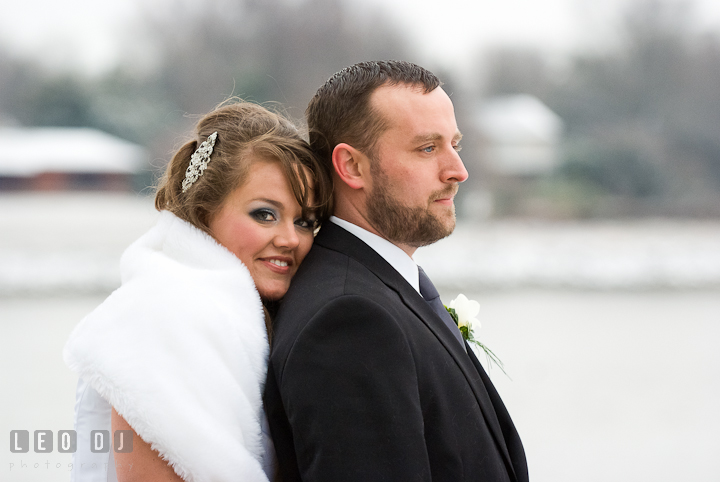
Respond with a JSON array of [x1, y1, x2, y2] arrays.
[[2, 193, 719, 481]]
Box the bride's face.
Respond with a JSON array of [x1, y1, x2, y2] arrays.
[[208, 160, 316, 301]]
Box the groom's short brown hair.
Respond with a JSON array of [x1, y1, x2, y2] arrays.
[[306, 60, 441, 176]]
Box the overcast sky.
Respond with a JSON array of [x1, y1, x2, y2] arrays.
[[2, 0, 720, 76]]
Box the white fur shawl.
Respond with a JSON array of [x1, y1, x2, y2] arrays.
[[64, 211, 270, 482]]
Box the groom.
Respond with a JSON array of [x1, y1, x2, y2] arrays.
[[264, 60, 528, 482]]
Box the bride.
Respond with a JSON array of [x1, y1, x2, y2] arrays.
[[63, 101, 330, 481]]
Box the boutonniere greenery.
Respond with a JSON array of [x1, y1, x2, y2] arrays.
[[445, 294, 507, 376]]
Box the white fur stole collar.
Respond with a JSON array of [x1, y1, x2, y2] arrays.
[[64, 211, 269, 481]]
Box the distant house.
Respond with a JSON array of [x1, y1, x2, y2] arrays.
[[0, 127, 147, 191], [475, 95, 563, 176]]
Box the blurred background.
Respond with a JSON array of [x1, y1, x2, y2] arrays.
[[1, 0, 719, 480]]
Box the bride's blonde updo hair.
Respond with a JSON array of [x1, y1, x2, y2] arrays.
[[155, 101, 331, 233]]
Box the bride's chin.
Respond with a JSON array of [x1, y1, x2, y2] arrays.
[[258, 283, 290, 303]]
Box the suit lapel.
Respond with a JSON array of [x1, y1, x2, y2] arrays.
[[466, 343, 521, 482], [394, 277, 517, 482], [314, 223, 517, 481]]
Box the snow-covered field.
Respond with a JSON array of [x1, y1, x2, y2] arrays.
[[0, 193, 158, 296], [417, 218, 720, 291], [2, 193, 719, 295], [2, 193, 720, 481]]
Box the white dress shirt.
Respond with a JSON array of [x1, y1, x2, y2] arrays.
[[329, 216, 420, 294]]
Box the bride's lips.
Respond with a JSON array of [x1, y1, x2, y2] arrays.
[[260, 256, 294, 275]]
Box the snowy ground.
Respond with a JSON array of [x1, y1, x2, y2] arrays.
[[0, 193, 158, 296], [416, 218, 720, 291], [2, 193, 720, 481], [2, 193, 720, 295]]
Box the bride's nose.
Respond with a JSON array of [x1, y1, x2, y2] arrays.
[[273, 221, 300, 249]]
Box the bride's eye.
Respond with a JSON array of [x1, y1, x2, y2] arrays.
[[295, 217, 317, 230], [250, 208, 277, 223]]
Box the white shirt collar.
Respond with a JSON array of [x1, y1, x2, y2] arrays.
[[329, 216, 420, 293]]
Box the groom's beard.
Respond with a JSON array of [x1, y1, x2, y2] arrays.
[[366, 163, 457, 248]]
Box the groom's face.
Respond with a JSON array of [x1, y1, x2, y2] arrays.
[[364, 84, 468, 247]]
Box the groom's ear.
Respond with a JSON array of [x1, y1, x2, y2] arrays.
[[332, 143, 369, 190]]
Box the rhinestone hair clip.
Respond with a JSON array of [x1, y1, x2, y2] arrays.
[[182, 131, 218, 193]]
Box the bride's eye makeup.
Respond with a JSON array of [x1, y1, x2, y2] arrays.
[[295, 217, 318, 230], [250, 207, 277, 223]]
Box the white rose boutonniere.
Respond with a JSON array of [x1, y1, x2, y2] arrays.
[[445, 294, 507, 376]]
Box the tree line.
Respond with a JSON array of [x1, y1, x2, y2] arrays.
[[481, 0, 720, 216], [1, 0, 718, 217]]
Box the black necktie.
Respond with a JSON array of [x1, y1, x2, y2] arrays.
[[417, 266, 466, 349]]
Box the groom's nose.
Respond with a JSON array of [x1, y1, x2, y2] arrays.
[[441, 148, 468, 184]]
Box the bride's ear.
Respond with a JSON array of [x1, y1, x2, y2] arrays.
[[332, 143, 369, 190]]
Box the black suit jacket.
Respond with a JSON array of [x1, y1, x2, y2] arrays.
[[264, 222, 528, 482]]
